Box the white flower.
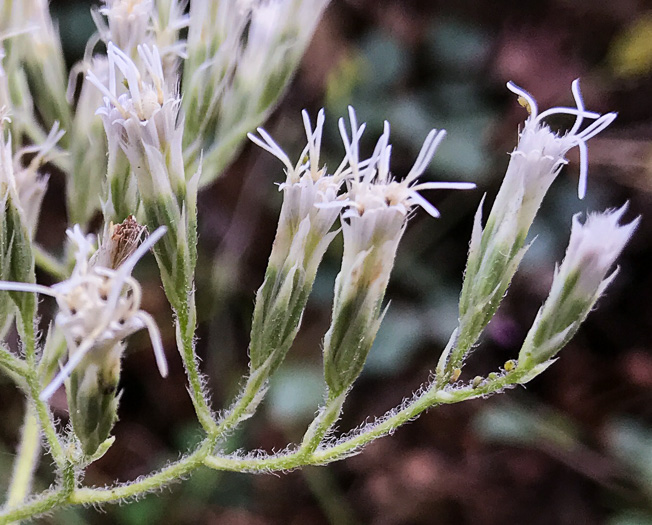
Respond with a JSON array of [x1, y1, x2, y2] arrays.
[[247, 109, 347, 373], [498, 80, 616, 221], [0, 225, 168, 401], [556, 204, 639, 300], [321, 108, 475, 393], [94, 0, 154, 58], [518, 204, 638, 366], [92, 0, 188, 78], [248, 109, 347, 274], [338, 106, 475, 259], [88, 42, 185, 200], [478, 79, 618, 262], [0, 112, 64, 236]]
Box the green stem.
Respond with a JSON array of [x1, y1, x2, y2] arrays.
[[6, 403, 40, 509], [19, 315, 66, 469], [72, 436, 216, 504], [214, 361, 271, 436], [175, 300, 217, 434], [205, 368, 528, 472], [299, 392, 346, 457], [0, 437, 217, 522], [0, 489, 65, 525], [0, 365, 536, 522], [32, 245, 68, 281]]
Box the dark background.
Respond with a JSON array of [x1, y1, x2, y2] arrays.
[[1, 1, 652, 523]]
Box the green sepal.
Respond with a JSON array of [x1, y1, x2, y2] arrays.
[[67, 344, 123, 456]]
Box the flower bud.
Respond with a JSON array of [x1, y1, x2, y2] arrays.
[[0, 112, 37, 323], [183, 0, 330, 184], [67, 57, 116, 226], [518, 205, 638, 369], [3, 0, 71, 133], [248, 109, 344, 375], [89, 42, 197, 309], [323, 108, 474, 396]]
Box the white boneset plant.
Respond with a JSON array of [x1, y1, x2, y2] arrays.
[[0, 0, 638, 522]]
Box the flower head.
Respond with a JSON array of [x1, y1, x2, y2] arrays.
[[0, 223, 168, 400], [248, 109, 348, 272], [558, 204, 639, 300], [0, 110, 64, 236], [246, 109, 346, 373], [518, 204, 638, 367], [94, 0, 154, 57], [88, 42, 185, 201], [484, 80, 617, 259], [322, 107, 475, 395], [337, 106, 475, 257], [506, 79, 616, 200]]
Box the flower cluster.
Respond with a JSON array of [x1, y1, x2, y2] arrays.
[[445, 80, 621, 382], [0, 0, 641, 514]]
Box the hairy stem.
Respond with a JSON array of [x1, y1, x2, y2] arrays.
[[214, 362, 271, 436], [19, 315, 66, 469], [0, 345, 28, 377], [6, 403, 40, 509], [0, 363, 538, 522], [175, 297, 218, 434], [205, 367, 529, 471]]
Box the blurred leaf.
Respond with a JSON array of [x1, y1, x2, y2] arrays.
[[609, 510, 652, 525], [473, 402, 579, 450], [384, 96, 493, 180], [116, 495, 167, 525], [180, 466, 223, 503], [608, 13, 652, 78], [606, 419, 652, 489], [53, 508, 90, 525], [267, 364, 325, 424], [52, 4, 97, 63], [325, 53, 366, 112], [359, 32, 409, 92], [427, 18, 490, 75], [364, 305, 424, 377]]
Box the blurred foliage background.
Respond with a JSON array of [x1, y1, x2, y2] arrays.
[[2, 0, 652, 523]]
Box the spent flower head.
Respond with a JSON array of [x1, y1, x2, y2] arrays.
[[0, 223, 168, 401]]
